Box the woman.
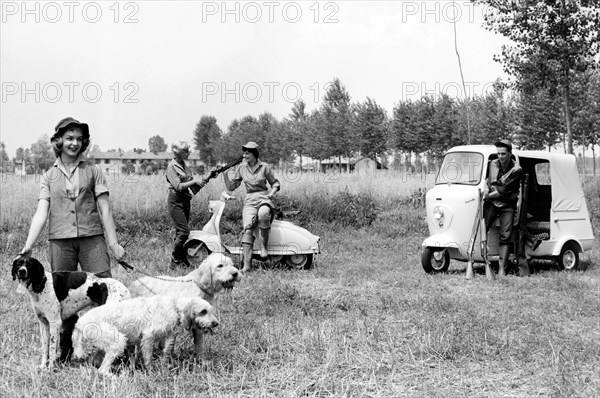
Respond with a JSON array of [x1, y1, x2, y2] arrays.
[[18, 116, 126, 361], [223, 142, 280, 272], [19, 117, 125, 276], [165, 140, 208, 268]]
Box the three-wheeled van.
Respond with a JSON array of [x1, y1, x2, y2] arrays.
[[421, 145, 595, 274]]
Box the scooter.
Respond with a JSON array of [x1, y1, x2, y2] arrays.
[[184, 192, 321, 269]]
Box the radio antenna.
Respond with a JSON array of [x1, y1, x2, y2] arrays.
[[452, 0, 472, 144]]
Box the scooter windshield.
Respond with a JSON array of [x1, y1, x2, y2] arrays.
[[435, 152, 484, 185]]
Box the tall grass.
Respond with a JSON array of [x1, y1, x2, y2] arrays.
[[0, 171, 598, 397]]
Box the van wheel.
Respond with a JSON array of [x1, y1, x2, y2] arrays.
[[422, 247, 450, 273], [186, 241, 210, 267], [557, 242, 579, 271]]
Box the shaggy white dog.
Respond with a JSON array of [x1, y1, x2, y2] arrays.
[[128, 253, 241, 356], [72, 295, 218, 376]]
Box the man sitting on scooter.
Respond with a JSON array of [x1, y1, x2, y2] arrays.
[[483, 139, 522, 276], [223, 142, 280, 272]]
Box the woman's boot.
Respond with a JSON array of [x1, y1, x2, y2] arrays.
[[259, 228, 270, 258], [242, 243, 253, 272]]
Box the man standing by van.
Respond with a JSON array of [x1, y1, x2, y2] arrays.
[[483, 139, 522, 276]]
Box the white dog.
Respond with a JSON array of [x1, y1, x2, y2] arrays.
[[72, 295, 218, 376], [128, 253, 241, 356]]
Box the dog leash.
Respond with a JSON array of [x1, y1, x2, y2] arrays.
[[119, 259, 225, 322], [118, 260, 195, 283]]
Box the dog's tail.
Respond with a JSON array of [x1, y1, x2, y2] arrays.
[[72, 326, 85, 359]]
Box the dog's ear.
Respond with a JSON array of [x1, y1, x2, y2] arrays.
[[183, 302, 195, 331], [10, 258, 22, 281], [197, 257, 216, 291], [28, 258, 47, 294]]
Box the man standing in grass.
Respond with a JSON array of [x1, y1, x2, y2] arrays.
[[483, 139, 522, 276]]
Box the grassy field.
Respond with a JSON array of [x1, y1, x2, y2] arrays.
[[0, 171, 599, 398]]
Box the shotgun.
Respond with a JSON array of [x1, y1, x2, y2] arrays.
[[515, 174, 531, 276], [187, 156, 244, 195], [479, 196, 495, 281], [465, 188, 483, 280]]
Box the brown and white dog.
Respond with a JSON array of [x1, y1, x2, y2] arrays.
[[128, 253, 241, 356], [72, 295, 219, 376], [11, 257, 130, 368]]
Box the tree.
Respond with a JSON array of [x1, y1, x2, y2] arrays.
[[220, 116, 261, 164], [476, 0, 600, 154], [353, 97, 388, 159], [513, 86, 562, 149], [320, 78, 356, 171], [258, 112, 294, 165], [15, 147, 26, 162], [30, 135, 54, 173], [288, 100, 310, 171], [572, 69, 600, 173], [429, 94, 459, 160], [0, 142, 9, 171], [193, 115, 223, 167], [303, 109, 329, 163], [122, 160, 135, 174], [389, 98, 435, 171], [148, 135, 167, 154]]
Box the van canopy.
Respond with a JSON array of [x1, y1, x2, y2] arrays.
[[518, 152, 584, 212]]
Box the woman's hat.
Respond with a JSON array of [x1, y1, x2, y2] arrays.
[[242, 141, 259, 150], [52, 117, 89, 140], [171, 140, 190, 156]]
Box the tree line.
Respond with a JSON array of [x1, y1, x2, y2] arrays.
[[2, 1, 598, 173], [192, 71, 599, 171]]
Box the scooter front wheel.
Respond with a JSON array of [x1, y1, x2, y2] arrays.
[[185, 241, 210, 267]]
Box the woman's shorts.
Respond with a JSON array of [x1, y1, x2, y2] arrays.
[[49, 234, 111, 274]]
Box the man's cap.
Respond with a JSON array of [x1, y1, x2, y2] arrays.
[[242, 141, 259, 150], [494, 139, 512, 151], [52, 117, 89, 140]]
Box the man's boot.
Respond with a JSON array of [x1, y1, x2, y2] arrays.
[[242, 243, 253, 272], [498, 244, 510, 277], [259, 228, 270, 258]]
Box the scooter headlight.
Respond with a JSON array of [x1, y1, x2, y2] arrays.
[[433, 206, 445, 227]]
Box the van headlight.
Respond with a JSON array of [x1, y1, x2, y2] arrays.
[[433, 206, 444, 227]]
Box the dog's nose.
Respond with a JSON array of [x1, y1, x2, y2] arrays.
[[18, 267, 27, 278], [211, 320, 219, 328]]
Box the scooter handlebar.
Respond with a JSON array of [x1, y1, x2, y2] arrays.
[[220, 191, 236, 201]]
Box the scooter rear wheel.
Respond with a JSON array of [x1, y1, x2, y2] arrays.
[[286, 254, 313, 270]]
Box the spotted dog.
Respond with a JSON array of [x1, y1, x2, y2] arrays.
[[11, 257, 130, 368]]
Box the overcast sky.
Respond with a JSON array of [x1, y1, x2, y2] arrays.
[[1, 0, 507, 156]]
